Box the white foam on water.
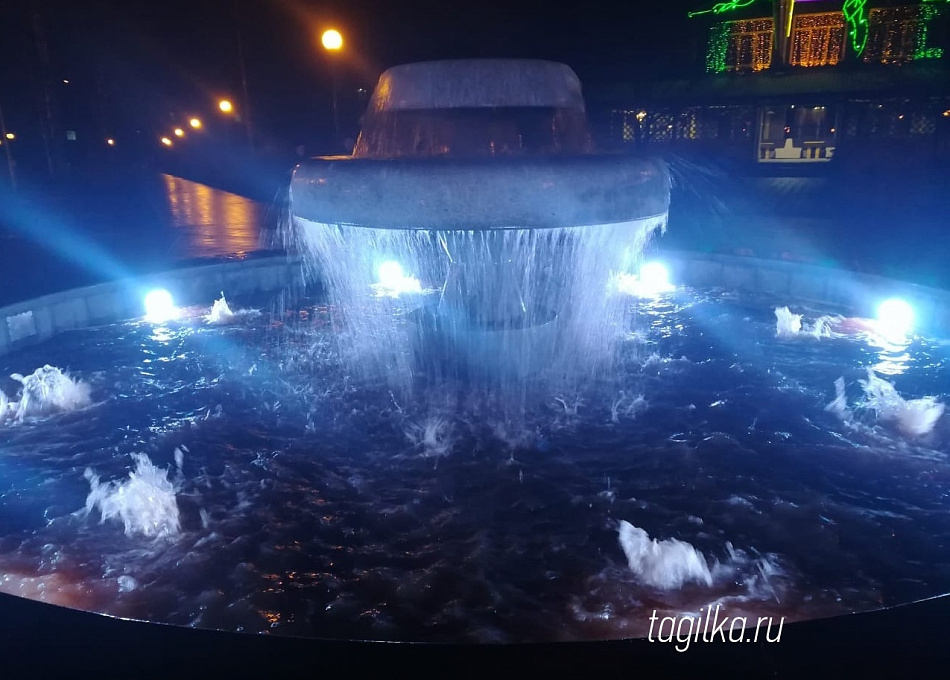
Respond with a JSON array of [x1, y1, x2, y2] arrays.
[[207, 293, 235, 324], [405, 416, 454, 459], [84, 452, 183, 539], [825, 377, 851, 423], [617, 520, 713, 589], [0, 389, 10, 423], [774, 307, 840, 340], [611, 391, 647, 423], [2, 365, 92, 423], [859, 368, 944, 437], [206, 293, 259, 325], [774, 307, 802, 338]]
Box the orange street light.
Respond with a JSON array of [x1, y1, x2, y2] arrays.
[[4, 132, 14, 140], [218, 99, 234, 114], [173, 128, 184, 137], [160, 136, 173, 147], [189, 117, 202, 129], [321, 29, 343, 51], [106, 138, 115, 146]]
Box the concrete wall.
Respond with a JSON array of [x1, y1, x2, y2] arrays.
[[2, 250, 948, 358], [0, 256, 304, 358]]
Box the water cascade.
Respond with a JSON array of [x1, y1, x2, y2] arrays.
[[289, 60, 670, 416]]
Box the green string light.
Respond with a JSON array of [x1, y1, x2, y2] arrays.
[[915, 3, 944, 60], [842, 0, 870, 57], [689, 0, 761, 19], [706, 22, 731, 72], [693, 1, 946, 62]]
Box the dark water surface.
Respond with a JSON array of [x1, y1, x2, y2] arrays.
[[1, 288, 948, 642]]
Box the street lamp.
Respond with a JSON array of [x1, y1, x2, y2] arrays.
[[218, 99, 234, 114], [160, 136, 173, 147], [321, 29, 344, 145], [4, 132, 14, 140], [321, 29, 343, 51], [173, 128, 185, 137], [189, 117, 202, 129]]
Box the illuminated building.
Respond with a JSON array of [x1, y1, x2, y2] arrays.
[[602, 1, 950, 168], [700, 1, 948, 72]]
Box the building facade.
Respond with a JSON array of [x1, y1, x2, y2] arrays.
[[602, 1, 950, 168]]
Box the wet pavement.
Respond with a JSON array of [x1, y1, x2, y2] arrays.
[[0, 174, 280, 306]]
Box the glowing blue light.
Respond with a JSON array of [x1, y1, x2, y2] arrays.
[[375, 260, 422, 297], [144, 289, 178, 324], [612, 262, 673, 298], [639, 262, 671, 293], [876, 298, 914, 339], [378, 261, 405, 289]]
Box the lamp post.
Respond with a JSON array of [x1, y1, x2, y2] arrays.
[[321, 29, 343, 146]]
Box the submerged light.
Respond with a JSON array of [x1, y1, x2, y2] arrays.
[[378, 261, 405, 289], [876, 298, 914, 339], [612, 262, 673, 298], [638, 261, 673, 295], [144, 289, 178, 324], [376, 260, 422, 297]]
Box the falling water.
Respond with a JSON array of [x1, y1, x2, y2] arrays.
[[287, 59, 669, 420], [293, 216, 665, 408]]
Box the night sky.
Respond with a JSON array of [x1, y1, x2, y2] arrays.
[[0, 0, 703, 156]]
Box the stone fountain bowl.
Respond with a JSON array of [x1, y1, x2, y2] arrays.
[[291, 59, 669, 230]]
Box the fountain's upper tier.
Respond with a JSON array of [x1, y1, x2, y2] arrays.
[[353, 59, 592, 158], [364, 59, 585, 113], [292, 59, 669, 229]]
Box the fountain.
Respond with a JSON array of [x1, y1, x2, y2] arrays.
[[1, 58, 950, 677], [289, 59, 670, 410]]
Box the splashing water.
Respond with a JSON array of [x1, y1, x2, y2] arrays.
[[208, 292, 235, 324], [617, 520, 713, 589], [206, 292, 259, 325], [774, 307, 803, 338], [858, 369, 945, 437], [774, 307, 841, 340], [84, 452, 183, 539], [405, 416, 454, 459], [825, 377, 851, 423], [1, 365, 91, 423], [290, 217, 666, 411]]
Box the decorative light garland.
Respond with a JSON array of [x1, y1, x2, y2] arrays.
[[689, 0, 761, 19], [842, 0, 870, 57], [707, 22, 731, 72], [692, 1, 946, 63], [916, 1, 946, 60]]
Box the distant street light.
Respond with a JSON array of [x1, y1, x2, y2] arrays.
[[173, 128, 185, 137], [0, 97, 16, 189], [106, 138, 115, 146], [321, 29, 343, 51], [219, 99, 234, 114], [160, 137, 173, 147], [321, 29, 344, 144], [189, 117, 202, 129]]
